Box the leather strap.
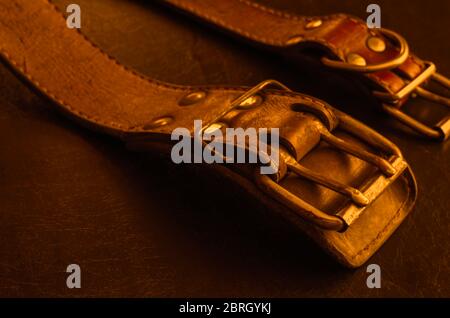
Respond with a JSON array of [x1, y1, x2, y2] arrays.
[[162, 0, 450, 140], [0, 0, 417, 267]]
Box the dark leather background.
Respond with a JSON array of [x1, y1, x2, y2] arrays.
[[0, 0, 448, 297]]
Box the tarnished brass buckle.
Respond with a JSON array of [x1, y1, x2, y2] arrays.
[[226, 81, 408, 232], [321, 28, 409, 73], [373, 62, 450, 140]]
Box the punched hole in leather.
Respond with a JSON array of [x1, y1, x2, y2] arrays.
[[0, 0, 417, 268]]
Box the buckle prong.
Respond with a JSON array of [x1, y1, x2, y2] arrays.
[[432, 72, 450, 89], [212, 79, 408, 231], [319, 128, 396, 176], [373, 62, 450, 140]]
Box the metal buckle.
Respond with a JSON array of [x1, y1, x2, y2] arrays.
[[255, 113, 407, 232], [321, 28, 410, 73], [216, 80, 408, 232], [373, 62, 450, 140]]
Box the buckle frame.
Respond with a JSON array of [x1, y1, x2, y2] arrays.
[[219, 80, 408, 232], [373, 62, 450, 140]]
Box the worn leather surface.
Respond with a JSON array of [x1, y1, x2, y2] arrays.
[[0, 0, 418, 269], [163, 0, 424, 102], [0, 0, 448, 296]]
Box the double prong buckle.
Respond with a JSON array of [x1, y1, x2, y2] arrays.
[[255, 111, 407, 232], [374, 62, 450, 140], [210, 80, 409, 232]]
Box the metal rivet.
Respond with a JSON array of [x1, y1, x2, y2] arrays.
[[237, 94, 263, 108], [179, 91, 206, 106], [203, 122, 226, 135], [346, 53, 367, 66], [367, 36, 386, 53], [285, 35, 304, 45], [143, 116, 174, 130], [305, 19, 322, 30]]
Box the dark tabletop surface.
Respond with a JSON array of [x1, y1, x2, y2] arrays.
[[0, 0, 448, 297]]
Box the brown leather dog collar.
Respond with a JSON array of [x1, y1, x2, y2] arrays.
[[162, 0, 450, 141], [0, 0, 417, 267]]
